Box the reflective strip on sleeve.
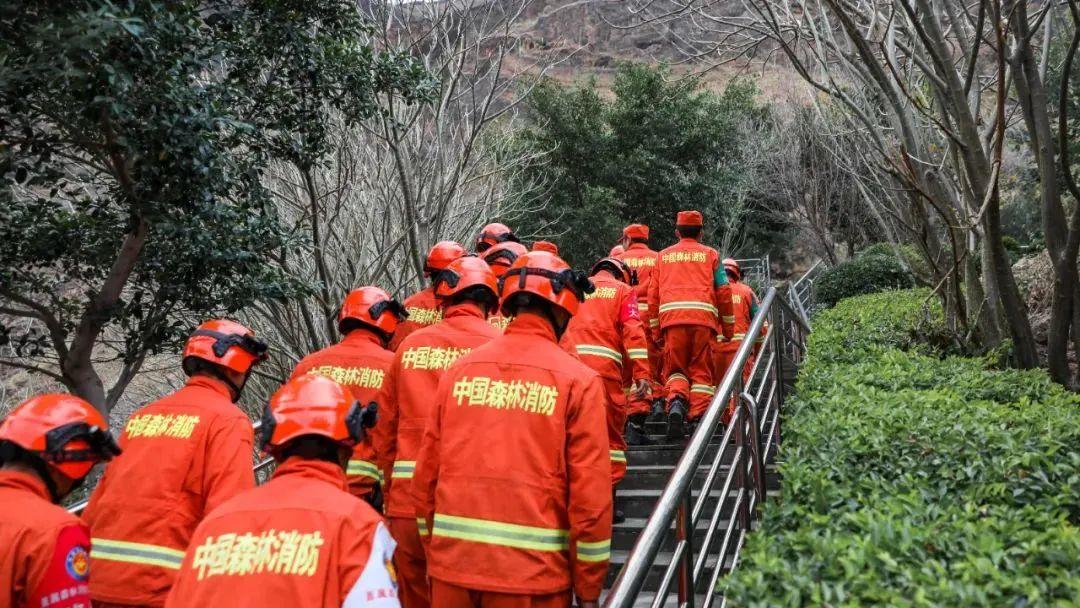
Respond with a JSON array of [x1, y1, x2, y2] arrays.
[[348, 459, 384, 482], [392, 460, 416, 479], [637, 302, 649, 311], [732, 333, 746, 341], [690, 384, 716, 396], [627, 348, 649, 360], [648, 319, 660, 328], [416, 517, 430, 536], [658, 301, 718, 316], [610, 450, 627, 464], [432, 514, 569, 552], [721, 315, 736, 324], [576, 539, 611, 563], [575, 345, 624, 364], [91, 538, 185, 570]]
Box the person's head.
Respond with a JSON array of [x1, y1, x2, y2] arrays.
[[337, 286, 408, 347], [475, 222, 519, 253], [424, 241, 466, 282], [482, 241, 528, 279], [622, 224, 650, 247], [0, 394, 121, 502], [675, 210, 703, 240], [498, 251, 593, 338], [182, 320, 268, 402], [433, 255, 499, 315], [531, 240, 559, 256], [260, 375, 374, 469], [723, 258, 741, 282], [591, 256, 637, 286]]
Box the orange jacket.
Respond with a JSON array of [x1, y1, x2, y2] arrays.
[[163, 458, 398, 608], [648, 238, 727, 338], [412, 312, 613, 601], [616, 243, 659, 333], [375, 302, 500, 519], [291, 330, 394, 497], [83, 376, 255, 606], [1, 471, 92, 608], [389, 287, 441, 351], [716, 280, 763, 349], [560, 272, 649, 384]]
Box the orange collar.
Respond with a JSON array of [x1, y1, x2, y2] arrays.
[[627, 243, 651, 251], [342, 329, 384, 348], [271, 457, 349, 491], [505, 311, 557, 342], [0, 469, 51, 502], [185, 375, 234, 398], [443, 301, 487, 320]]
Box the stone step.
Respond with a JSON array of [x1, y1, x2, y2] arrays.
[[604, 548, 736, 590]]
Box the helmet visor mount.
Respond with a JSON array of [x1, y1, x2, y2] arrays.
[[191, 329, 269, 362], [368, 299, 409, 322], [500, 267, 595, 302], [43, 422, 121, 463]]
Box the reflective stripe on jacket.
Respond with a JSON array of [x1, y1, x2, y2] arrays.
[[413, 313, 613, 601], [163, 459, 397, 608], [375, 302, 500, 519], [291, 330, 395, 498], [389, 287, 440, 351], [648, 238, 723, 332], [83, 376, 255, 606], [560, 273, 649, 384]]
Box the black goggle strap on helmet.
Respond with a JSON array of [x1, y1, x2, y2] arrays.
[[592, 258, 637, 286], [368, 298, 409, 322], [42, 422, 122, 463], [483, 248, 519, 267], [431, 268, 462, 292], [345, 401, 378, 444], [499, 267, 595, 302], [191, 329, 269, 361], [259, 404, 278, 452]]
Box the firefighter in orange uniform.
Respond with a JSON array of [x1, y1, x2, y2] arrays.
[[560, 256, 649, 522], [84, 320, 267, 607], [474, 222, 520, 253], [375, 256, 501, 608], [647, 211, 730, 439], [389, 241, 466, 351], [291, 286, 407, 507], [413, 251, 612, 608], [715, 258, 765, 423], [1, 394, 121, 608], [532, 241, 559, 255], [609, 245, 625, 257], [614, 224, 662, 444], [163, 375, 399, 608], [482, 240, 528, 332]]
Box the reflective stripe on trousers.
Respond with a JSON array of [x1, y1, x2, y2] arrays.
[[92, 538, 185, 570]]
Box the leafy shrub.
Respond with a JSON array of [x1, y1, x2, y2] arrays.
[[724, 289, 1080, 607], [816, 248, 916, 308]]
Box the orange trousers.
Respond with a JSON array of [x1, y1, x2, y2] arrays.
[[715, 341, 755, 424], [601, 375, 628, 486], [430, 579, 572, 608], [661, 325, 716, 420], [389, 517, 429, 608]]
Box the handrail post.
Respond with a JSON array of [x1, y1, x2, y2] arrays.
[[677, 491, 695, 607], [772, 301, 786, 405], [734, 400, 750, 535]]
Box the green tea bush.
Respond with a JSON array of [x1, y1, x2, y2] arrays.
[[724, 289, 1080, 607], [816, 249, 916, 309]]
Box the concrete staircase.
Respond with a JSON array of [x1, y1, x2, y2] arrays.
[[605, 419, 780, 606]]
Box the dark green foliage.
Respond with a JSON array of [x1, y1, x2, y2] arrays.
[[513, 64, 785, 266], [724, 290, 1080, 607], [0, 1, 432, 408], [816, 246, 916, 308]]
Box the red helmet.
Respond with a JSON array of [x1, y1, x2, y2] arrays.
[[723, 257, 740, 279], [0, 394, 121, 483], [482, 241, 528, 278], [424, 241, 466, 277], [609, 245, 626, 257], [433, 256, 499, 302], [532, 240, 559, 255], [499, 251, 593, 317], [475, 222, 519, 253], [183, 320, 267, 375], [338, 286, 407, 337], [591, 256, 637, 286], [260, 375, 374, 455]]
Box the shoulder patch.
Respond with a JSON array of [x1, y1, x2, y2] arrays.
[[65, 545, 89, 581]]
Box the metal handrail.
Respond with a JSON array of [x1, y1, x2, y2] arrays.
[[67, 420, 274, 515], [604, 285, 811, 607]]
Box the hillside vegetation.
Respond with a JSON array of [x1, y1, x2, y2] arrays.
[[724, 290, 1080, 606]]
